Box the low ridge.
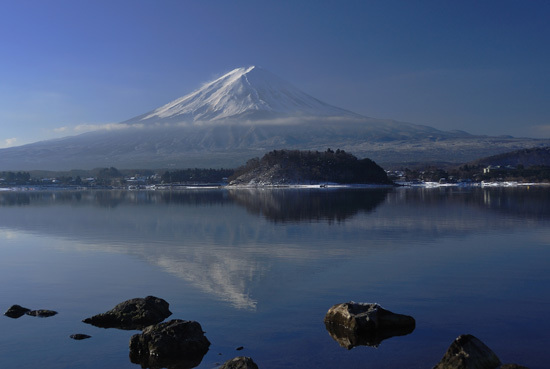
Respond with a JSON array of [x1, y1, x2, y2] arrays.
[[467, 146, 550, 167]]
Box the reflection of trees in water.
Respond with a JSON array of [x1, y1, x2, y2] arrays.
[[392, 187, 550, 221], [82, 190, 232, 208], [0, 190, 232, 208], [0, 189, 390, 222], [157, 190, 231, 206], [1, 187, 548, 221], [478, 187, 550, 220], [0, 192, 32, 206], [228, 188, 389, 223]]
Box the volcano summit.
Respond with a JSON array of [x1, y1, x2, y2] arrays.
[[0, 66, 548, 170], [126, 66, 361, 124]]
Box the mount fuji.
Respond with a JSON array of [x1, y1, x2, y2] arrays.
[[0, 66, 548, 170], [126, 66, 362, 124]]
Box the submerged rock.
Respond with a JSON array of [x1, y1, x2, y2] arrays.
[[26, 309, 58, 317], [433, 334, 501, 369], [325, 319, 415, 349], [70, 334, 91, 340], [324, 302, 415, 348], [220, 356, 259, 369], [83, 296, 171, 330], [129, 319, 210, 369], [4, 305, 31, 319]]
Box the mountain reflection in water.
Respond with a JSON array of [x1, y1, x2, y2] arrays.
[[0, 186, 549, 369], [0, 187, 548, 311]]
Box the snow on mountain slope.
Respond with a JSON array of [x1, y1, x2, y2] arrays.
[[126, 66, 361, 125]]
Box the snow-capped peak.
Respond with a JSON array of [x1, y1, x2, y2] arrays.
[[132, 66, 361, 124]]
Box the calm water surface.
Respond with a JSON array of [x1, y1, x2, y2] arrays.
[[0, 187, 548, 369]]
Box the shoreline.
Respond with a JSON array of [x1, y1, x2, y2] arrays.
[[1, 180, 549, 192]]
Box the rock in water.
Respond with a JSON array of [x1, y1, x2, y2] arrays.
[[82, 296, 171, 330], [324, 302, 415, 348], [26, 309, 58, 317], [220, 356, 259, 369], [4, 305, 31, 318], [433, 334, 501, 369], [129, 319, 210, 368], [70, 334, 91, 340]]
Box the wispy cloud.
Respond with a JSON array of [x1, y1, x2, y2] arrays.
[[52, 122, 144, 135], [0, 138, 18, 148], [73, 123, 132, 132], [528, 124, 550, 138], [186, 115, 366, 127], [0, 230, 18, 240]]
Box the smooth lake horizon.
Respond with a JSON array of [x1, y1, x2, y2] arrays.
[[0, 187, 548, 369]]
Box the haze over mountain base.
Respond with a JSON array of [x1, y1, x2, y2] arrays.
[[0, 123, 546, 170]]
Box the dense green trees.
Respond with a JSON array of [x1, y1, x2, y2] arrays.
[[0, 171, 31, 184]]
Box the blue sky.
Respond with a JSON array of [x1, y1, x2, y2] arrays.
[[1, 0, 549, 148]]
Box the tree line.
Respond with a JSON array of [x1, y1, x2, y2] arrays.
[[0, 171, 31, 184], [161, 168, 234, 184]]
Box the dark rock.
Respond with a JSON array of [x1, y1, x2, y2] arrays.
[[324, 318, 414, 349], [219, 356, 259, 369], [26, 309, 58, 317], [236, 346, 244, 351], [433, 334, 502, 369], [83, 296, 171, 330], [129, 319, 210, 369], [499, 365, 530, 369], [323, 302, 415, 348], [4, 305, 31, 319], [70, 334, 91, 340]]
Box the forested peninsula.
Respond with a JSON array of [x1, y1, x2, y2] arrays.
[[228, 149, 392, 186]]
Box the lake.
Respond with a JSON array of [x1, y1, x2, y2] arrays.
[[0, 187, 548, 369]]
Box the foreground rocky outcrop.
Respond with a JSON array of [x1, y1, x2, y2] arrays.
[[433, 334, 529, 369], [129, 319, 210, 368], [324, 302, 415, 348], [4, 297, 531, 369], [219, 356, 259, 369], [83, 296, 171, 330]]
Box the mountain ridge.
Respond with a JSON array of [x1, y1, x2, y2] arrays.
[[466, 146, 550, 167]]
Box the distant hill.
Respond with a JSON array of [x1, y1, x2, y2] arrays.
[[228, 149, 392, 186], [467, 146, 550, 167]]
